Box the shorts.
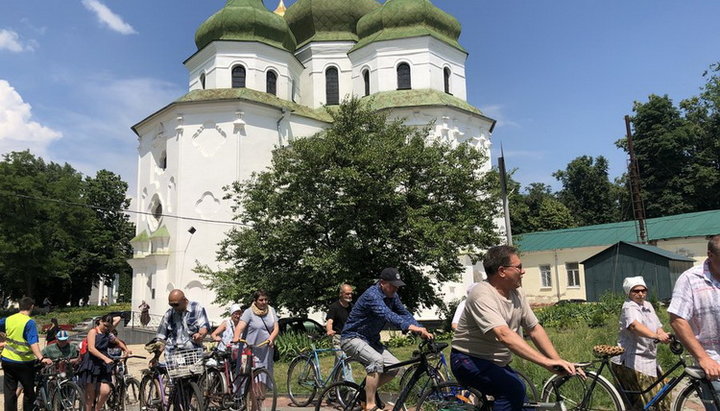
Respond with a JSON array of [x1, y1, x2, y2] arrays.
[[340, 337, 399, 375]]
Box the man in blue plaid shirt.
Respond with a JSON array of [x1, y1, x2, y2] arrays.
[[156, 289, 210, 351]]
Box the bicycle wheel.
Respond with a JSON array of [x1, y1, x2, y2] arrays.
[[399, 363, 447, 409], [672, 381, 708, 410], [245, 368, 277, 411], [416, 381, 486, 411], [334, 358, 366, 385], [287, 355, 320, 406], [140, 374, 163, 411], [52, 381, 85, 411], [123, 377, 141, 410], [314, 381, 362, 411], [515, 370, 539, 402], [171, 380, 205, 411], [542, 371, 625, 410], [199, 368, 226, 409]]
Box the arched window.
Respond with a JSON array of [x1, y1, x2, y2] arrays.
[[397, 63, 411, 90], [444, 67, 451, 94], [326, 67, 339, 105], [362, 69, 370, 97], [232, 65, 246, 88], [199, 73, 206, 89], [266, 70, 277, 95]]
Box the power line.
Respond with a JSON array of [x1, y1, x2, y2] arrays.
[[0, 190, 249, 227]]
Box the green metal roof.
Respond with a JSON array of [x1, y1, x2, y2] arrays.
[[130, 230, 149, 243], [150, 225, 170, 239], [581, 241, 695, 264], [195, 0, 297, 52], [360, 89, 486, 117], [352, 0, 465, 53], [517, 209, 720, 252], [284, 0, 380, 48]]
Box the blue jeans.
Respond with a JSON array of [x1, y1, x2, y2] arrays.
[[450, 349, 529, 411], [700, 379, 720, 411]]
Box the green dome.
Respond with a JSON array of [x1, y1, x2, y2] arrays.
[[353, 0, 464, 52], [195, 0, 297, 52], [284, 0, 381, 48]]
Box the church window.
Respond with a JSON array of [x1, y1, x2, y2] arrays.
[[266, 70, 277, 95], [326, 67, 339, 105], [444, 67, 452, 94], [363, 69, 370, 97], [153, 202, 163, 221], [232, 65, 246, 88], [200, 73, 206, 89], [397, 63, 411, 90]]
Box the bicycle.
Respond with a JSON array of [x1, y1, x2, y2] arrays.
[[199, 339, 278, 411], [313, 339, 455, 411], [139, 347, 205, 410], [34, 358, 85, 411], [286, 335, 365, 407], [102, 355, 144, 410], [540, 336, 720, 410]]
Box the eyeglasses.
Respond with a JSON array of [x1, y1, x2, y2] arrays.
[[630, 289, 648, 294], [502, 264, 523, 271], [169, 302, 181, 307]]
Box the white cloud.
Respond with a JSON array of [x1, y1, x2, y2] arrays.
[[81, 0, 137, 35], [479, 104, 521, 129], [0, 29, 35, 52], [0, 80, 62, 156]]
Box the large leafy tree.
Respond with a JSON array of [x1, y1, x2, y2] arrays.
[[200, 99, 500, 314], [553, 155, 621, 226]]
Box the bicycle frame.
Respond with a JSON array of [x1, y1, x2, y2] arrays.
[[309, 344, 353, 385]]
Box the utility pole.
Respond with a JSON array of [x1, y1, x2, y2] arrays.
[[498, 144, 513, 245], [625, 115, 648, 244]]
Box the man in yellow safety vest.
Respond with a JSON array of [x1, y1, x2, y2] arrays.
[[0, 296, 51, 410]]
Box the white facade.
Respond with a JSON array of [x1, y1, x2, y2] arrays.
[[130, 2, 499, 323]]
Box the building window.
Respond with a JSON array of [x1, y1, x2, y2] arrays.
[[363, 69, 370, 97], [232, 65, 246, 88], [397, 63, 411, 90], [157, 150, 167, 171], [266, 70, 277, 95], [540, 265, 552, 288], [200, 73, 206, 89], [566, 262, 580, 287], [326, 67, 339, 105], [444, 67, 451, 94], [153, 202, 163, 221]]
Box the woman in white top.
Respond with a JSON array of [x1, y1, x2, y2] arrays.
[[611, 276, 671, 410], [211, 304, 244, 351]]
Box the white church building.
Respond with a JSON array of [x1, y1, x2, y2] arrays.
[[129, 0, 498, 323]]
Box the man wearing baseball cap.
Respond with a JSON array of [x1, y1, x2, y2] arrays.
[[341, 267, 432, 411], [41, 330, 80, 365]]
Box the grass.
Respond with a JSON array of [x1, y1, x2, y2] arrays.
[[31, 303, 131, 329]]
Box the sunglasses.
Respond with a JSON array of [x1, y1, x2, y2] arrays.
[[630, 289, 648, 294], [169, 302, 182, 307]]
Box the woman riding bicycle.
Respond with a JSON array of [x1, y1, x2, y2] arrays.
[[211, 303, 245, 352]]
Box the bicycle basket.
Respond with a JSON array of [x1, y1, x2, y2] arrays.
[[165, 348, 204, 378]]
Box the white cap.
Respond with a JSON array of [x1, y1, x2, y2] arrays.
[[622, 276, 647, 296], [229, 304, 243, 315]]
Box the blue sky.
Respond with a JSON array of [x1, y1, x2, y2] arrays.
[[1, 1, 719, 198]]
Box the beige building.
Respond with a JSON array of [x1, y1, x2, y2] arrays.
[[516, 209, 720, 305]]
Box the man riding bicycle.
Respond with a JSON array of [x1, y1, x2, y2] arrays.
[[451, 245, 576, 411], [154, 289, 210, 359], [340, 267, 433, 411]]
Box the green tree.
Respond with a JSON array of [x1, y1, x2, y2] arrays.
[[553, 155, 621, 226], [200, 99, 500, 313]]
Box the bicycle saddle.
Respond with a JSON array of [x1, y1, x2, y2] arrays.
[[685, 366, 706, 380], [592, 345, 624, 358]]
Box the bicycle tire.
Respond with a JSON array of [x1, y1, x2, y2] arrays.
[[123, 377, 141, 410], [171, 380, 205, 411], [200, 367, 227, 409], [416, 381, 487, 411], [672, 380, 710, 411], [287, 355, 320, 407], [139, 374, 163, 411], [542, 371, 625, 410], [399, 362, 447, 409], [314, 381, 363, 411], [52, 381, 85, 411], [516, 370, 539, 402], [244, 368, 277, 411]]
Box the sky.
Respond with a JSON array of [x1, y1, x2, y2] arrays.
[[1, 0, 720, 201]]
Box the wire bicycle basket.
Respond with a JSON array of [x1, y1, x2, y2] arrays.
[[165, 348, 204, 378]]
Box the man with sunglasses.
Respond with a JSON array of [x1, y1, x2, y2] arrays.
[[669, 235, 720, 405], [451, 245, 576, 411], [156, 289, 210, 351]]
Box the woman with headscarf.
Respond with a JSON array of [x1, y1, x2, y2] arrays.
[[138, 300, 151, 327], [611, 276, 671, 410], [211, 303, 244, 351]]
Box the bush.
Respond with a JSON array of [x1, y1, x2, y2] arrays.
[[274, 331, 331, 362], [536, 292, 624, 329]]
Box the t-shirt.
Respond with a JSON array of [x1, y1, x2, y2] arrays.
[[326, 301, 352, 333], [42, 343, 79, 360], [452, 281, 538, 366]]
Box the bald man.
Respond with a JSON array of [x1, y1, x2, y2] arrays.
[[156, 289, 210, 351]]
